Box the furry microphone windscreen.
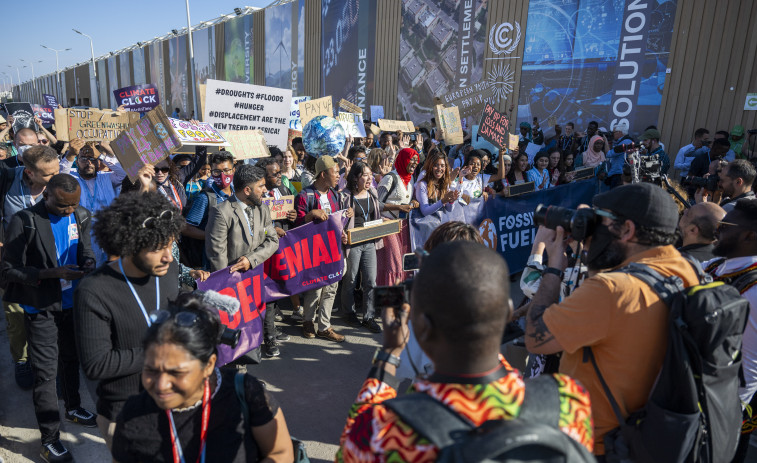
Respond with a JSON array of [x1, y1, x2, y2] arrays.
[[199, 290, 240, 316]]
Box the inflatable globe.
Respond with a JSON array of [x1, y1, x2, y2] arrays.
[[303, 115, 346, 158]]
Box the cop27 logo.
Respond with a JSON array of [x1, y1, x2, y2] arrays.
[[489, 22, 521, 55]]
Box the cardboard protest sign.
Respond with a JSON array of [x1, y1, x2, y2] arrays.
[[113, 84, 160, 113], [4, 103, 38, 133], [547, 115, 557, 128], [221, 130, 271, 159], [434, 104, 464, 145], [299, 96, 332, 127], [203, 79, 292, 149], [262, 195, 294, 220], [508, 133, 519, 150], [337, 112, 367, 138], [288, 128, 302, 147], [378, 119, 414, 133], [42, 94, 59, 108], [339, 98, 362, 114], [31, 104, 55, 127], [477, 103, 510, 150], [54, 107, 139, 142], [370, 105, 384, 123], [290, 96, 310, 130], [111, 106, 182, 182], [168, 118, 230, 147], [369, 124, 381, 136], [435, 80, 496, 118]]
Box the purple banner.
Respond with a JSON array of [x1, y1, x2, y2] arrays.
[[113, 84, 160, 113], [32, 104, 55, 127], [197, 212, 346, 365], [42, 94, 59, 108]]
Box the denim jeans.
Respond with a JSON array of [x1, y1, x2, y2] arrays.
[[341, 242, 377, 320], [24, 309, 82, 444]]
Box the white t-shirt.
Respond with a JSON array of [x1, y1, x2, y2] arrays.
[[456, 174, 491, 200]]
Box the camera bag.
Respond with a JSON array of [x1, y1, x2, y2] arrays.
[[585, 258, 748, 463]]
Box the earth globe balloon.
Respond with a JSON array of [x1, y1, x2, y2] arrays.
[[303, 115, 346, 158]]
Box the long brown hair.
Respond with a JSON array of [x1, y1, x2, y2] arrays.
[[421, 151, 451, 202]]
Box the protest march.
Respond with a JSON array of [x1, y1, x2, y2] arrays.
[[1, 0, 757, 462]]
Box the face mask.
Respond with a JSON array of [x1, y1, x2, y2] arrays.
[[16, 145, 31, 157], [585, 224, 619, 266], [213, 173, 233, 188]]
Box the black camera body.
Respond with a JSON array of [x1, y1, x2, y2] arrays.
[[218, 327, 241, 348], [375, 279, 414, 308], [534, 204, 598, 241], [682, 175, 720, 191]]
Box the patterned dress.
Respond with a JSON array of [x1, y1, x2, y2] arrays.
[[337, 355, 593, 462]]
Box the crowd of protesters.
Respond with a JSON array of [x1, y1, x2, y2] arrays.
[[1, 106, 757, 463]]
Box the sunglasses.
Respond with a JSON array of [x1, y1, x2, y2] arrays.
[[155, 166, 171, 174], [150, 310, 202, 327], [77, 157, 97, 165], [141, 210, 174, 228], [38, 139, 49, 144]]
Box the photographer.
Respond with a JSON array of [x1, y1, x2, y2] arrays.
[[687, 137, 732, 197], [674, 128, 710, 176], [605, 122, 634, 188], [337, 241, 593, 461], [524, 183, 698, 458], [701, 159, 756, 212], [640, 128, 670, 175]]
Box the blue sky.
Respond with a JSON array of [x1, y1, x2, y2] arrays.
[[0, 1, 269, 91]]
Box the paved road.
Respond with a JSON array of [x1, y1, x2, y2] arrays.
[[0, 280, 527, 463]]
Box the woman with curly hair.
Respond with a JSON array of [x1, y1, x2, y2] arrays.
[[415, 150, 459, 216], [73, 191, 187, 448]]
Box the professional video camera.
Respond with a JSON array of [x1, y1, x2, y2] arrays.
[[681, 174, 720, 192], [623, 143, 662, 185]]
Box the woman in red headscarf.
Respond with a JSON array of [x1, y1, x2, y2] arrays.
[[376, 148, 420, 286]]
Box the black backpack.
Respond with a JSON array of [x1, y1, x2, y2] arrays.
[[585, 259, 749, 463], [382, 375, 596, 462]]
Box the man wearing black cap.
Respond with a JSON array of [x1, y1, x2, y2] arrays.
[[523, 183, 700, 458]]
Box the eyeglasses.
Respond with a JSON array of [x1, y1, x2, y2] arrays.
[[354, 157, 367, 162], [77, 157, 96, 164], [211, 168, 234, 176], [38, 139, 49, 144], [150, 310, 201, 327], [141, 210, 174, 228]]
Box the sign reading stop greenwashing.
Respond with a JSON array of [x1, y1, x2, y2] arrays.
[[113, 84, 160, 113]]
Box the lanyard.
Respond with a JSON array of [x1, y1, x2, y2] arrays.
[[159, 182, 182, 210], [117, 258, 159, 327], [353, 194, 371, 224], [167, 378, 211, 463]]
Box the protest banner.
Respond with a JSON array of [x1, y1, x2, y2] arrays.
[[472, 125, 500, 153], [339, 98, 363, 114], [113, 84, 160, 113], [111, 106, 182, 182], [54, 107, 139, 142], [370, 105, 384, 123], [220, 130, 271, 159], [378, 119, 415, 133], [4, 103, 38, 133], [31, 104, 55, 127], [168, 118, 230, 147], [203, 79, 292, 149], [290, 96, 310, 130], [337, 112, 367, 138], [42, 94, 59, 108], [299, 96, 333, 127], [262, 195, 294, 220], [198, 212, 346, 365], [409, 180, 597, 274], [435, 80, 496, 118], [477, 103, 510, 150], [369, 124, 381, 136], [434, 104, 464, 145]]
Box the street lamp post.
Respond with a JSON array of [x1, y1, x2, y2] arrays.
[[73, 29, 99, 108], [7, 66, 20, 100], [20, 59, 43, 102], [185, 0, 199, 120], [41, 45, 71, 104]]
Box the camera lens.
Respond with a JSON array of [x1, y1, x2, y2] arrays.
[[219, 328, 241, 348]]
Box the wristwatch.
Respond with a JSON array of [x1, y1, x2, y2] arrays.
[[372, 348, 401, 367], [543, 267, 564, 279]]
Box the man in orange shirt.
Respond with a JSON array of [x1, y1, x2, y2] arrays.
[[524, 183, 699, 460]]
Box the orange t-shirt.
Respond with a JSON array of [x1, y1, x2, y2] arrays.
[[543, 245, 700, 455]]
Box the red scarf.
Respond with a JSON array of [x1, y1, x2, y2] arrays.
[[395, 148, 418, 187]]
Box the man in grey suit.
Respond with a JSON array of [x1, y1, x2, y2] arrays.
[[205, 164, 281, 356]]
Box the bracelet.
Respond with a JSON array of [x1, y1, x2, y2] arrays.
[[543, 267, 564, 279], [372, 348, 401, 367]]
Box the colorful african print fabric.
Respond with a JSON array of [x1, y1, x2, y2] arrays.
[[336, 355, 593, 462]]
